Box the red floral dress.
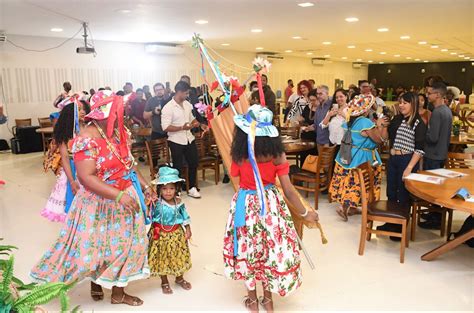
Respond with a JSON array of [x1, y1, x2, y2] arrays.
[[223, 160, 302, 296]]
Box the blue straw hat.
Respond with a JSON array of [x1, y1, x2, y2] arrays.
[[233, 104, 279, 137], [151, 166, 185, 185]]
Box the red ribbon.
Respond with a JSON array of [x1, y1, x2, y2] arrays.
[[152, 223, 180, 240], [256, 73, 266, 107]]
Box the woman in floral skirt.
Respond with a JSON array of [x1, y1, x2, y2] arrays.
[[224, 104, 318, 313], [31, 90, 156, 306]]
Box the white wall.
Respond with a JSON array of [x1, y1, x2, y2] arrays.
[[0, 35, 367, 140]]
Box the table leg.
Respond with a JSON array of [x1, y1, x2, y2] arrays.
[[421, 229, 474, 261]]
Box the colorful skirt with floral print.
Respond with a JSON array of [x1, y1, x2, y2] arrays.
[[30, 185, 150, 289], [329, 163, 382, 210], [223, 186, 302, 297]]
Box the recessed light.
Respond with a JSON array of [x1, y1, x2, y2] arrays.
[[465, 57, 470, 60], [116, 9, 132, 13], [368, 60, 373, 63], [400, 35, 410, 39], [195, 20, 208, 24], [471, 59, 474, 61], [377, 27, 389, 32], [285, 50, 293, 53], [418, 41, 427, 45], [394, 54, 400, 57], [292, 36, 302, 39], [380, 52, 386, 55], [324, 54, 330, 58], [441, 49, 448, 52], [356, 58, 363, 62], [322, 41, 332, 45], [365, 49, 373, 52], [298, 2, 314, 7], [341, 56, 348, 60], [256, 47, 264, 50], [431, 45, 439, 48], [347, 45, 356, 49], [423, 60, 429, 63], [379, 62, 384, 64], [415, 58, 420, 61], [459, 55, 465, 57], [406, 57, 412, 59], [450, 52, 457, 55], [251, 28, 262, 33], [50, 28, 63, 32], [221, 43, 230, 46], [345, 17, 359, 22]]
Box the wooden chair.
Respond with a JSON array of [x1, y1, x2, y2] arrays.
[[12, 118, 32, 137], [411, 152, 474, 241], [38, 117, 53, 154], [290, 145, 337, 210], [280, 126, 300, 139], [145, 139, 190, 191], [194, 133, 220, 185], [357, 162, 410, 263], [378, 140, 390, 172]]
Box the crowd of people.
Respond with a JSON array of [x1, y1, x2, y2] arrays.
[[23, 71, 470, 312]]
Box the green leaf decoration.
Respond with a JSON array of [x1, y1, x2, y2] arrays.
[[71, 304, 81, 313], [60, 290, 69, 312], [13, 282, 69, 308], [191, 33, 204, 49], [1, 255, 13, 295]]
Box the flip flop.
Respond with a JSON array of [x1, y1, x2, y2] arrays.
[[336, 207, 348, 221]]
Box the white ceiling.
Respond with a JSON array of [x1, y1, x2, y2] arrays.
[[1, 0, 473, 63]]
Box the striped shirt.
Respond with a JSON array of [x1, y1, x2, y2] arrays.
[[392, 119, 424, 155]]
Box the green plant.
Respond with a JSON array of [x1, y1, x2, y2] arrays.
[[453, 120, 462, 128], [0, 239, 79, 313]]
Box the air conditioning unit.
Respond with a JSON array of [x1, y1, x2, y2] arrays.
[[145, 43, 184, 54], [352, 62, 367, 69], [311, 58, 327, 66], [256, 52, 283, 60]]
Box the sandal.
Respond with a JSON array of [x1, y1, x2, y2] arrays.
[[336, 206, 348, 221], [259, 296, 273, 312], [161, 283, 173, 294], [348, 208, 362, 216], [175, 278, 192, 290], [90, 290, 104, 301], [243, 296, 259, 312], [111, 293, 143, 306]]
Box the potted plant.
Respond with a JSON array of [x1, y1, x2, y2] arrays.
[[0, 240, 78, 313], [452, 120, 462, 136]]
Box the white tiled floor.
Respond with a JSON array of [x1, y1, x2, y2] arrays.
[[1, 152, 473, 312]]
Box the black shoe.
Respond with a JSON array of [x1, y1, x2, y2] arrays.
[[418, 219, 441, 230], [138, 156, 145, 162], [389, 236, 402, 242], [321, 189, 328, 195], [376, 223, 400, 232], [222, 175, 230, 184]]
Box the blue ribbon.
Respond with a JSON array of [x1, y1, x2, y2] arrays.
[[64, 159, 76, 214], [123, 170, 151, 225], [244, 113, 272, 127], [233, 184, 274, 256]]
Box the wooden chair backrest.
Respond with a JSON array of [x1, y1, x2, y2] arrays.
[[280, 126, 300, 139], [317, 145, 337, 178], [15, 118, 32, 127], [145, 139, 170, 178], [38, 117, 52, 128], [194, 133, 212, 158], [445, 152, 474, 169], [357, 162, 375, 211]]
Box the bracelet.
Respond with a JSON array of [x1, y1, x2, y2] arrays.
[[300, 207, 309, 218], [115, 191, 124, 203]]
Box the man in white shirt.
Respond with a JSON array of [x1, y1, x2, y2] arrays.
[[161, 81, 207, 198]]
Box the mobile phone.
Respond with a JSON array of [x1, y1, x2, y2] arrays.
[[165, 82, 170, 89], [332, 103, 338, 110]]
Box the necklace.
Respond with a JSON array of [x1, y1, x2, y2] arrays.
[[159, 196, 179, 231], [92, 120, 134, 170]]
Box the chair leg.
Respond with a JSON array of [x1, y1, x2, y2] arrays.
[[410, 203, 417, 241], [440, 210, 447, 237], [358, 222, 367, 256], [446, 209, 453, 241], [367, 221, 373, 241], [314, 183, 319, 211], [405, 221, 409, 248], [400, 222, 407, 263]]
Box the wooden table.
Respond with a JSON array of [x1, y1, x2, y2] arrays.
[[405, 169, 474, 261], [283, 140, 316, 154], [35, 126, 53, 134], [449, 135, 473, 152]]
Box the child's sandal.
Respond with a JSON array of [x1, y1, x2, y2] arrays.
[[243, 296, 258, 311], [259, 296, 273, 312], [161, 283, 173, 294], [175, 278, 192, 290]]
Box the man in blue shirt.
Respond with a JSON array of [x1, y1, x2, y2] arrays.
[[314, 85, 333, 154]]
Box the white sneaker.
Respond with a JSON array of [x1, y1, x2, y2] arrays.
[[187, 187, 201, 198]]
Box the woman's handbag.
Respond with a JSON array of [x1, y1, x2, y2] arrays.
[[302, 155, 318, 173]]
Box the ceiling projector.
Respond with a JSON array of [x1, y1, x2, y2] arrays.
[[76, 46, 95, 54]]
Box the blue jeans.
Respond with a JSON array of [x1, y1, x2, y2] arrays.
[[423, 157, 445, 170], [387, 154, 419, 205]]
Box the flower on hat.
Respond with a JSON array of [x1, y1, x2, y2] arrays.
[[252, 57, 271, 73]]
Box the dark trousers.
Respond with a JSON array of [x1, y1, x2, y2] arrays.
[[423, 157, 445, 170], [387, 154, 419, 206], [151, 131, 167, 140], [168, 141, 198, 188]]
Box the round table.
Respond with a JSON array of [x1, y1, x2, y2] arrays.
[[35, 126, 53, 134], [283, 140, 316, 154], [405, 169, 474, 261]]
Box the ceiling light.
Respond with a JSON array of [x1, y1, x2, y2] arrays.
[[251, 28, 262, 33], [306, 52, 313, 55], [464, 57, 470, 60], [116, 9, 132, 13], [450, 52, 457, 55], [441, 49, 448, 52], [298, 2, 314, 7], [285, 50, 293, 53], [418, 41, 427, 45], [50, 28, 63, 32], [459, 55, 465, 57], [256, 47, 264, 50], [377, 28, 389, 32], [379, 62, 384, 64], [195, 20, 208, 24], [347, 45, 356, 49], [356, 58, 362, 62], [365, 49, 373, 52], [406, 57, 412, 59], [345, 17, 359, 22], [380, 52, 386, 55], [341, 56, 348, 60], [394, 54, 400, 57], [400, 35, 410, 39], [324, 54, 330, 58], [292, 36, 302, 39], [415, 58, 420, 61], [322, 41, 332, 45], [431, 45, 439, 48], [368, 60, 373, 63], [423, 60, 429, 63], [221, 43, 230, 46]]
